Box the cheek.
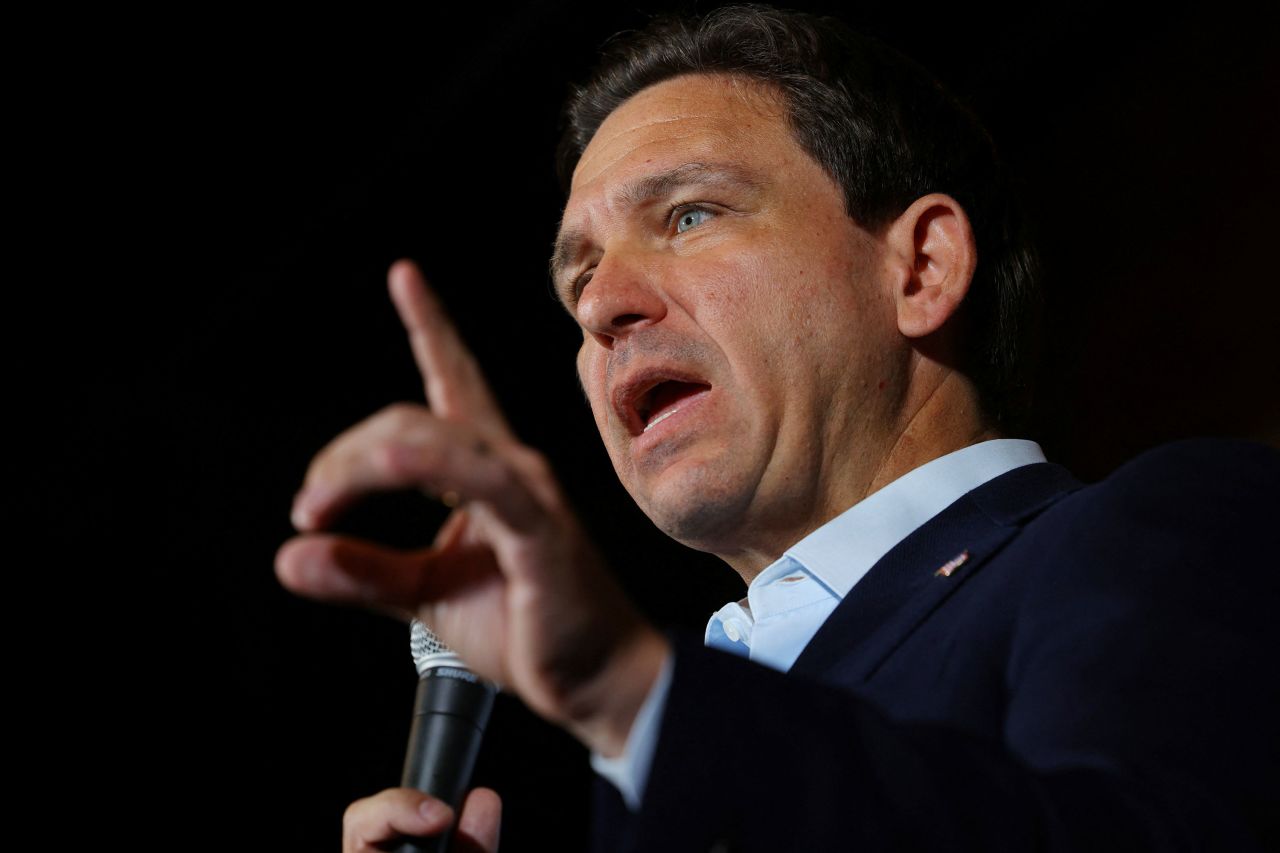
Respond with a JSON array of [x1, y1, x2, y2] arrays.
[[681, 251, 777, 329], [576, 348, 608, 427], [778, 237, 878, 341], [744, 248, 838, 349]]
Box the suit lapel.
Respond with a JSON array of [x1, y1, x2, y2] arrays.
[[790, 462, 1082, 684]]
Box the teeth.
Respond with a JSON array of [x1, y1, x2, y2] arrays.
[[643, 407, 679, 433]]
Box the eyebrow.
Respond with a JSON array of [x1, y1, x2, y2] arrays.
[[549, 161, 766, 299]]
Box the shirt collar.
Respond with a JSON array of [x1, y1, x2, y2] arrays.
[[757, 438, 1046, 601]]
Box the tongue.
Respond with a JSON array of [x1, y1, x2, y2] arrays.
[[647, 381, 707, 424]]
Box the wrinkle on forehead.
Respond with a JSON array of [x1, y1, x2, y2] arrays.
[[573, 123, 712, 191], [570, 73, 789, 193]]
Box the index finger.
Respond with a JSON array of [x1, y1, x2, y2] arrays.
[[388, 259, 514, 442]]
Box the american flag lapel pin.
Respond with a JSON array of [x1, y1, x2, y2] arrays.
[[934, 550, 970, 578]]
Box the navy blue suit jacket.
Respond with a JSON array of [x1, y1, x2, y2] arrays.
[[592, 440, 1279, 851]]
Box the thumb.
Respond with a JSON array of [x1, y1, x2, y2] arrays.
[[454, 787, 503, 853]]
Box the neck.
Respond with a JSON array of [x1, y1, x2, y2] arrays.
[[866, 368, 1001, 497], [723, 365, 998, 584]]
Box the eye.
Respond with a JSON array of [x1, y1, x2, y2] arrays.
[[572, 270, 593, 302], [674, 207, 714, 234]]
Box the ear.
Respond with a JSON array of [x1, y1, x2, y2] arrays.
[[882, 193, 977, 339]]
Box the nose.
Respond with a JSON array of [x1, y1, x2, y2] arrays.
[[575, 248, 666, 349]]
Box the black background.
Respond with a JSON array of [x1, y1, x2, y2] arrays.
[[58, 1, 1277, 849]]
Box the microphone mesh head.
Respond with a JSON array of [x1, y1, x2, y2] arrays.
[[410, 618, 463, 674]]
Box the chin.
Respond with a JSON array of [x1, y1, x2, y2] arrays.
[[635, 461, 758, 553]]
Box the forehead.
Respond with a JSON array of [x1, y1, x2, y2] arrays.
[[553, 74, 808, 291], [569, 73, 794, 195]]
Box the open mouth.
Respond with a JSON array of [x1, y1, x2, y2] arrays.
[[637, 380, 710, 433]]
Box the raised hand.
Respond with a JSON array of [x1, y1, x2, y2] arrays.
[[276, 260, 668, 755]]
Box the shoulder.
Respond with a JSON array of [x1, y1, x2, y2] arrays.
[[1030, 438, 1277, 538], [1009, 439, 1280, 622], [1086, 437, 1278, 502], [998, 444, 1280, 800]]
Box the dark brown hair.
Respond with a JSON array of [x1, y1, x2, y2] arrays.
[[557, 4, 1040, 428]]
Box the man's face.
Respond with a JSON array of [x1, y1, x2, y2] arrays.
[[554, 74, 906, 566]]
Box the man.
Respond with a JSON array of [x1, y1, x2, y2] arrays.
[[276, 7, 1278, 851]]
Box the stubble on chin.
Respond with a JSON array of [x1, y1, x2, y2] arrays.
[[633, 456, 757, 554]]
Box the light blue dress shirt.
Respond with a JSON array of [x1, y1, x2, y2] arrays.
[[591, 439, 1047, 809]]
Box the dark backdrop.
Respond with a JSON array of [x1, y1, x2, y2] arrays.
[[63, 2, 1277, 849]]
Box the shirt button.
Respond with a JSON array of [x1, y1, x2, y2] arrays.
[[723, 620, 741, 642]]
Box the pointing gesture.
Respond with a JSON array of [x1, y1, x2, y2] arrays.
[[276, 258, 668, 747], [386, 260, 514, 442]]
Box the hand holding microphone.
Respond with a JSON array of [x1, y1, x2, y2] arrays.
[[396, 620, 497, 853]]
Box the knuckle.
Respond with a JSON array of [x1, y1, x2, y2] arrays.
[[371, 442, 409, 479], [341, 800, 368, 844], [373, 441, 442, 484], [342, 789, 416, 848], [343, 793, 375, 823], [381, 401, 425, 426]]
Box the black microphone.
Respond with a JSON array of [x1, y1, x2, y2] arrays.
[[396, 619, 497, 853]]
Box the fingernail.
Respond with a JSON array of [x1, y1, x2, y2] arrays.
[[419, 798, 450, 825]]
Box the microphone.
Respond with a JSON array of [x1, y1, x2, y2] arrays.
[[397, 619, 497, 853]]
